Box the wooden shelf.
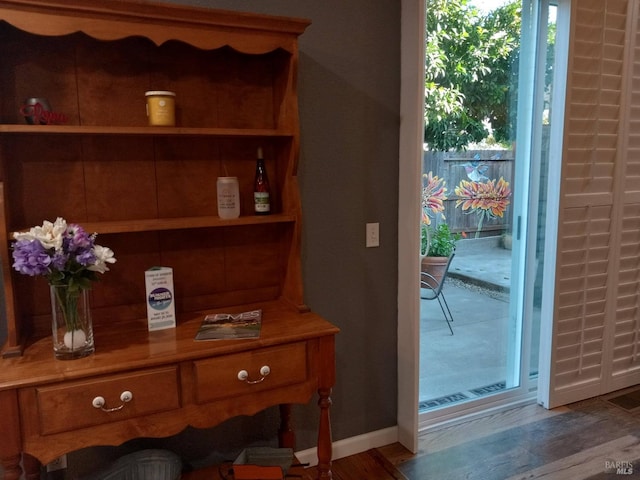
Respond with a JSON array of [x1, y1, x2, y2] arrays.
[[0, 0, 310, 53], [9, 214, 297, 237], [0, 125, 295, 137], [0, 299, 336, 390]]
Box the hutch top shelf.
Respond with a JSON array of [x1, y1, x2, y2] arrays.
[[0, 0, 310, 53], [0, 0, 312, 357]]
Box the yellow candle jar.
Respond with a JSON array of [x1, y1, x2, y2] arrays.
[[145, 90, 176, 126]]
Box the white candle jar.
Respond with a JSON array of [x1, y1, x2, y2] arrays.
[[217, 177, 240, 219]]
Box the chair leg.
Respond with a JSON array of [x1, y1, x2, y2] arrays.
[[440, 291, 454, 323], [436, 294, 454, 335]]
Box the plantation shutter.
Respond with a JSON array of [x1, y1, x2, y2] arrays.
[[608, 0, 640, 391], [545, 0, 635, 408]]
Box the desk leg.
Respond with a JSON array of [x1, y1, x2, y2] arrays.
[[0, 454, 22, 480], [23, 454, 41, 480], [316, 387, 333, 479], [0, 390, 22, 480], [279, 404, 295, 449]]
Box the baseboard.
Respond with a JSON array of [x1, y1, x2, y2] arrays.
[[295, 426, 398, 467]]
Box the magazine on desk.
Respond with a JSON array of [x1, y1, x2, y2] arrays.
[[195, 309, 262, 340]]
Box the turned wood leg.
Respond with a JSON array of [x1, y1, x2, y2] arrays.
[[0, 390, 23, 480], [279, 404, 296, 449], [316, 387, 333, 479], [0, 454, 22, 480], [23, 453, 42, 480]]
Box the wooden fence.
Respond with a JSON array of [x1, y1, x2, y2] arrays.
[[423, 149, 515, 238]]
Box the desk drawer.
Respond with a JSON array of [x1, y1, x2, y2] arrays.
[[33, 367, 180, 435], [193, 342, 307, 404]]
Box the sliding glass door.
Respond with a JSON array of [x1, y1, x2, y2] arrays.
[[419, 0, 566, 423]]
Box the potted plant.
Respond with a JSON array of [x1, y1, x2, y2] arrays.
[[421, 223, 461, 285], [423, 223, 460, 257]]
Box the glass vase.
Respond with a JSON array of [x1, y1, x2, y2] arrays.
[[50, 285, 95, 360]]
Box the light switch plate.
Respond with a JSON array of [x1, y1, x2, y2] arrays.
[[366, 223, 380, 248]]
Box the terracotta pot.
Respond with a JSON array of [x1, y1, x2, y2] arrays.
[[421, 256, 449, 287]]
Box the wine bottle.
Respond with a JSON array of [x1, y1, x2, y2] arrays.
[[254, 147, 271, 215]]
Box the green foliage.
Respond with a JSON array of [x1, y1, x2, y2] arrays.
[[422, 223, 461, 257], [425, 0, 522, 151]]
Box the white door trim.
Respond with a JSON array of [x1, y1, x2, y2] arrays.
[[396, 0, 425, 454]]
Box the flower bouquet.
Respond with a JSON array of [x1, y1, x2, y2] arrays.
[[12, 217, 116, 359]]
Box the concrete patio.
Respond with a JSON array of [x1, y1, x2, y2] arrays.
[[419, 236, 517, 410]]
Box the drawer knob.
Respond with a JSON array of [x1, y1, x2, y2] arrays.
[[237, 365, 271, 384], [91, 391, 134, 412]]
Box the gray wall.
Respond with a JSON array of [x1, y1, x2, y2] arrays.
[[65, 1, 401, 474]]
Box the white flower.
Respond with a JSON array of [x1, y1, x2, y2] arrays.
[[88, 244, 117, 273], [13, 217, 67, 251]]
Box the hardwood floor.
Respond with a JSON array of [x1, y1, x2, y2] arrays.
[[317, 390, 640, 480], [305, 448, 408, 479]]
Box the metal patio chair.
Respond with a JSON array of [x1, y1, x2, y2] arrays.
[[420, 253, 455, 335]]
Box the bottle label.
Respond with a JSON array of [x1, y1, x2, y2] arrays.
[[254, 192, 270, 213]]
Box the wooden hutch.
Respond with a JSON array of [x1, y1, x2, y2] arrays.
[[0, 1, 338, 479]]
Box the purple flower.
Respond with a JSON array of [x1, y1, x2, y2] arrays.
[[12, 218, 116, 283], [12, 239, 52, 276], [64, 224, 93, 252], [51, 251, 68, 270], [75, 249, 96, 266]]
